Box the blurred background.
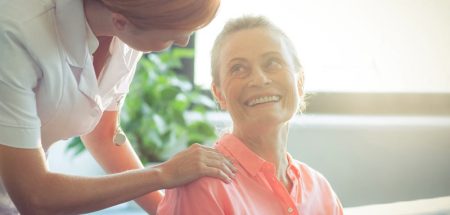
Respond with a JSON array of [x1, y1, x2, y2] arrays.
[[48, 0, 450, 214]]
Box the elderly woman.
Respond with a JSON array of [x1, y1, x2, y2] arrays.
[[157, 16, 344, 215]]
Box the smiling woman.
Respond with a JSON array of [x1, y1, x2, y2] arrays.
[[157, 16, 343, 215]]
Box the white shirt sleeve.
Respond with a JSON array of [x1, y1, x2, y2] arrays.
[[0, 22, 42, 149]]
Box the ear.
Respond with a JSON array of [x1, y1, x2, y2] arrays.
[[111, 13, 129, 32], [296, 72, 305, 112], [211, 83, 227, 110], [296, 72, 304, 97]]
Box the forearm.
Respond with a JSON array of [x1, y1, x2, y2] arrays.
[[81, 135, 162, 213], [134, 190, 163, 213], [32, 167, 163, 215], [0, 145, 164, 215]]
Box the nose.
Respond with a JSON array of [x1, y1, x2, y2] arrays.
[[174, 35, 191, 47], [248, 67, 272, 87]]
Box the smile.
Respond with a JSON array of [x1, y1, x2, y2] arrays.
[[247, 95, 281, 106]]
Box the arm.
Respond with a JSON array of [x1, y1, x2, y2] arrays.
[[0, 125, 235, 215], [81, 110, 162, 213], [0, 144, 165, 215], [81, 111, 237, 214]]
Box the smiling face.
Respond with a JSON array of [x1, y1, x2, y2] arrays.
[[212, 28, 303, 129]]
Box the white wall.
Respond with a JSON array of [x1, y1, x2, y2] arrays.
[[286, 115, 450, 207]]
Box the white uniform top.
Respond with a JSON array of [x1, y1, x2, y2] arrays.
[[0, 0, 142, 151]]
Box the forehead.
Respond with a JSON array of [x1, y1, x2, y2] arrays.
[[220, 28, 289, 61]]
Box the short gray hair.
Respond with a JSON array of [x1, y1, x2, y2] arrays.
[[210, 15, 303, 86]]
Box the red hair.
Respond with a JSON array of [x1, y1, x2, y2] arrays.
[[99, 0, 220, 30]]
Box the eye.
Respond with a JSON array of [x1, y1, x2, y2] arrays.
[[265, 58, 283, 70], [230, 64, 248, 77]]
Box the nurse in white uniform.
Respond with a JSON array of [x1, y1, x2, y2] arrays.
[[0, 0, 236, 214]]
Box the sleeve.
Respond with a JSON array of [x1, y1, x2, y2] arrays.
[[315, 169, 345, 215], [334, 195, 345, 215], [105, 40, 143, 111], [157, 179, 227, 215], [0, 22, 42, 148], [297, 161, 344, 215]]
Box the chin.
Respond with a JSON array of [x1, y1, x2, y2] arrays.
[[128, 43, 170, 53], [138, 47, 165, 53], [143, 45, 171, 53], [152, 46, 171, 52], [253, 114, 288, 124]]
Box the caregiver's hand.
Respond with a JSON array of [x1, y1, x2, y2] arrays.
[[156, 143, 237, 188]]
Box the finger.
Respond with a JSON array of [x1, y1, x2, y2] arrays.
[[190, 144, 223, 159], [192, 144, 237, 174], [202, 167, 232, 184], [205, 158, 236, 179], [225, 156, 238, 173], [196, 144, 219, 153], [204, 151, 237, 173]]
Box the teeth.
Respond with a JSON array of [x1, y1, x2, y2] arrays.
[[248, 96, 280, 106]]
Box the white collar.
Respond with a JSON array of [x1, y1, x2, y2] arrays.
[[55, 0, 99, 68]]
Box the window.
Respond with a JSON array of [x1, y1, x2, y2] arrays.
[[194, 0, 450, 93]]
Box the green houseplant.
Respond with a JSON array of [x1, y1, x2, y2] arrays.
[[67, 47, 217, 163]]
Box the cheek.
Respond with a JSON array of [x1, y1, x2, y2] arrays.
[[130, 35, 172, 52], [281, 77, 301, 105], [222, 83, 244, 108], [151, 42, 172, 51], [223, 86, 239, 104], [122, 38, 153, 52]]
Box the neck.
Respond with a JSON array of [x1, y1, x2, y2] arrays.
[[83, 0, 114, 36], [233, 123, 290, 183]]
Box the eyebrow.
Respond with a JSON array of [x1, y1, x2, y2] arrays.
[[226, 57, 247, 67], [261, 51, 282, 58], [225, 51, 284, 67], [228, 51, 281, 62]]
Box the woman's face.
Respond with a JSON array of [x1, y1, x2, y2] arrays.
[[116, 22, 193, 52], [212, 28, 303, 128], [103, 10, 196, 52]]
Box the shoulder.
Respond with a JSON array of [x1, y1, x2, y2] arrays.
[[164, 173, 232, 201], [177, 175, 230, 197], [158, 177, 230, 214], [162, 139, 235, 202], [292, 159, 335, 190], [293, 160, 324, 179], [292, 160, 344, 213], [0, 0, 57, 56], [0, 0, 54, 26]]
